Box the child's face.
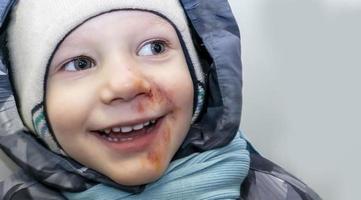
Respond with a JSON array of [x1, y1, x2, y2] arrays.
[[46, 11, 194, 185]]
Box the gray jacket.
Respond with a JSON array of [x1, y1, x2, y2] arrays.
[[0, 0, 321, 199]]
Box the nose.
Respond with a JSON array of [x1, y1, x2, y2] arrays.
[[99, 61, 151, 105]]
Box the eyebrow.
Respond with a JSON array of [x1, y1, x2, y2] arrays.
[[141, 19, 176, 39]]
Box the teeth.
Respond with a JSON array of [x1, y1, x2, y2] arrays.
[[112, 127, 121, 133], [133, 123, 144, 130], [107, 137, 119, 142], [101, 119, 157, 135], [121, 126, 132, 133], [121, 137, 133, 142], [103, 135, 134, 143]]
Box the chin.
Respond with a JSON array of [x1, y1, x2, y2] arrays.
[[109, 162, 168, 186]]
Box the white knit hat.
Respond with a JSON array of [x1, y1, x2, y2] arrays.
[[7, 0, 205, 154]]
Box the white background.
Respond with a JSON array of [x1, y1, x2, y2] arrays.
[[228, 0, 361, 199], [1, 1, 361, 200]]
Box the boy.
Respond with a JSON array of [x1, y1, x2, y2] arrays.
[[0, 0, 320, 199]]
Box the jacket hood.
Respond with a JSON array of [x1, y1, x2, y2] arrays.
[[0, 0, 243, 193]]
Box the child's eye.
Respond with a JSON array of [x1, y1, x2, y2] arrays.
[[138, 40, 167, 56], [62, 56, 95, 72]]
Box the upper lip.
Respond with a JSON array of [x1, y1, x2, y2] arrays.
[[91, 115, 162, 132]]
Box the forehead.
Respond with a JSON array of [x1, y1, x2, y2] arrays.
[[62, 10, 176, 44]]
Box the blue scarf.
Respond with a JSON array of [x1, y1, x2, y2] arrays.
[[64, 130, 250, 200]]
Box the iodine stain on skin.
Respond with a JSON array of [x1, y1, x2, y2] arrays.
[[146, 149, 162, 173], [134, 83, 175, 113], [162, 122, 171, 144], [146, 120, 171, 173], [136, 100, 145, 113], [134, 80, 177, 172]]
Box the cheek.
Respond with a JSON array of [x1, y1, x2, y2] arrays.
[[46, 82, 93, 134]]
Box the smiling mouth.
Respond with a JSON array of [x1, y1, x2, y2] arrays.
[[94, 118, 160, 143]]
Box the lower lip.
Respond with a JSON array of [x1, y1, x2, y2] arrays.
[[94, 117, 163, 153]]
